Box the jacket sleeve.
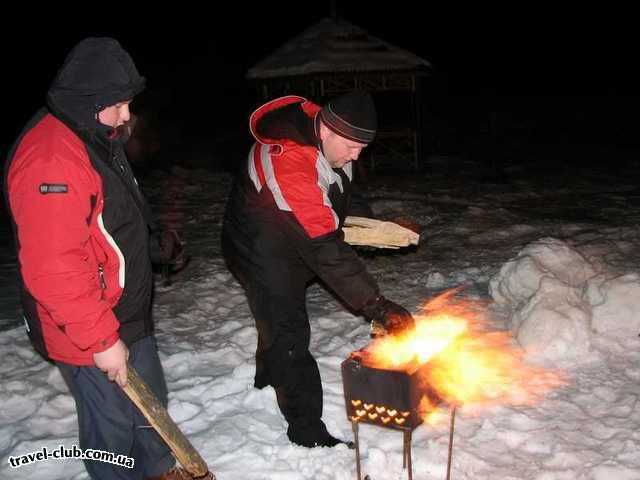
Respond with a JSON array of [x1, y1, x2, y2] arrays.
[[272, 148, 340, 238], [272, 149, 379, 311], [8, 139, 120, 353], [282, 212, 380, 311]]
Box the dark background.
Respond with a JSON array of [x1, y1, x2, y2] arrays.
[[0, 4, 638, 329], [2, 4, 639, 171]]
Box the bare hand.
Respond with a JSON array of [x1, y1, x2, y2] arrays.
[[93, 339, 129, 387]]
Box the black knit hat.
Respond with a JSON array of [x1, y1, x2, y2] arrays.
[[319, 90, 377, 144]]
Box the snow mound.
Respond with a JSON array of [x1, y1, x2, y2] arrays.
[[490, 237, 595, 309], [490, 237, 640, 361], [514, 276, 592, 360], [586, 273, 640, 336]]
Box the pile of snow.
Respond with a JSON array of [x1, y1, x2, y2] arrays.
[[586, 272, 640, 335], [489, 237, 640, 361]]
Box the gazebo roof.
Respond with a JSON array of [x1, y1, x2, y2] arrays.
[[247, 17, 431, 80]]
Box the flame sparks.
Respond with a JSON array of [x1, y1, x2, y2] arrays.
[[363, 288, 565, 422]]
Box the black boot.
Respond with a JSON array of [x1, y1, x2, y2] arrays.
[[287, 421, 354, 448]]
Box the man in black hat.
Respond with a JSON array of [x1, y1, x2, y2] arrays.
[[222, 91, 416, 448]]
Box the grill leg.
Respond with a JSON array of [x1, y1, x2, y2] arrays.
[[403, 429, 413, 480], [446, 405, 457, 480], [403, 430, 407, 469], [352, 420, 362, 480]]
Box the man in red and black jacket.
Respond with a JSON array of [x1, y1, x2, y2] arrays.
[[222, 91, 416, 448], [5, 38, 188, 480]]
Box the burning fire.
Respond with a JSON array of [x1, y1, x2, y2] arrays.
[[364, 288, 565, 422]]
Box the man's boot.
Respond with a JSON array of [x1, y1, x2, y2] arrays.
[[287, 421, 354, 448]]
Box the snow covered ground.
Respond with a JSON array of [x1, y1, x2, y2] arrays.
[[2, 156, 640, 479]]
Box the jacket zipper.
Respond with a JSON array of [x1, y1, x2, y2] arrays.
[[98, 263, 107, 299]]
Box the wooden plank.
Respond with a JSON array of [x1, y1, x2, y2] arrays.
[[122, 366, 213, 479], [342, 216, 420, 249]]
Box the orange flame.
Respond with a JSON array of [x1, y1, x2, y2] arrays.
[[363, 288, 565, 422]]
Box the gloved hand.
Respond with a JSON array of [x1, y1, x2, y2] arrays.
[[159, 230, 187, 270], [362, 295, 416, 335]]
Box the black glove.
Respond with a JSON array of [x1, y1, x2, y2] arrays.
[[362, 295, 416, 335], [158, 230, 187, 269]]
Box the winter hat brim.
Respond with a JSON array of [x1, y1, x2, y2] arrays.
[[319, 90, 377, 144]]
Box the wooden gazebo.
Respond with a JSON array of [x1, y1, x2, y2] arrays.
[[246, 17, 431, 171]]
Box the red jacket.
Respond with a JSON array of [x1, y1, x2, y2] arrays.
[[6, 37, 152, 366], [248, 95, 352, 238], [7, 113, 143, 365], [223, 96, 379, 313]]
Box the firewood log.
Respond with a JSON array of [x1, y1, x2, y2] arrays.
[[122, 366, 214, 479], [342, 216, 420, 249]]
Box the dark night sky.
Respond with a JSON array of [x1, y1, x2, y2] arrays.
[[2, 5, 639, 158]]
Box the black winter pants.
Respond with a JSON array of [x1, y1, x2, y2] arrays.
[[57, 336, 174, 479], [224, 237, 325, 435]]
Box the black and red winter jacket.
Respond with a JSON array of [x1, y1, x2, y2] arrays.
[[222, 96, 379, 312], [4, 38, 155, 365]]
